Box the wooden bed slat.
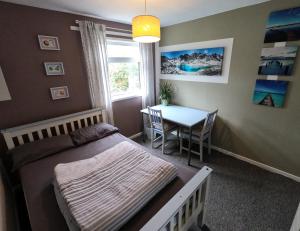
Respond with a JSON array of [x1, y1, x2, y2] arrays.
[[46, 128, 52, 138], [55, 126, 60, 136], [37, 130, 43, 140], [78, 119, 82, 128], [28, 133, 34, 142], [192, 191, 197, 212], [198, 187, 202, 208], [17, 135, 24, 145], [90, 117, 95, 125], [83, 118, 88, 127], [63, 124, 68, 134], [178, 209, 183, 229], [185, 200, 189, 221], [70, 121, 75, 131], [170, 215, 176, 231]]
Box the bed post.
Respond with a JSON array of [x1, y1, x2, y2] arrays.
[[2, 132, 15, 150], [198, 173, 211, 228]]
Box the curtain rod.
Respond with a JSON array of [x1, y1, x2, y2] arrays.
[[75, 20, 132, 32]]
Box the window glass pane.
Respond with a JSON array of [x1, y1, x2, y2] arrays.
[[107, 44, 140, 60], [109, 62, 141, 98], [107, 41, 141, 100]]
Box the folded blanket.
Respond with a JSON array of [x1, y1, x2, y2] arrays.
[[54, 141, 177, 231]]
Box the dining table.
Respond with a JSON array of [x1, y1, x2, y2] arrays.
[[141, 104, 209, 165]]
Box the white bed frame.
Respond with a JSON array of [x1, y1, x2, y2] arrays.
[[1, 108, 212, 231], [142, 166, 212, 231], [290, 203, 300, 231]]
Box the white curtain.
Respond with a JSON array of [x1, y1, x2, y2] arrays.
[[139, 43, 155, 109], [79, 21, 114, 124]]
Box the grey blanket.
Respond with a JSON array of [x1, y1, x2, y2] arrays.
[[54, 141, 177, 231]]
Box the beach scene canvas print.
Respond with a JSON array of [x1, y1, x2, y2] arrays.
[[264, 7, 300, 43], [252, 80, 288, 108], [258, 46, 298, 76], [161, 47, 224, 76]]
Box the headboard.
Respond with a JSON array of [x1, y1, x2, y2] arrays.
[[1, 108, 107, 150]]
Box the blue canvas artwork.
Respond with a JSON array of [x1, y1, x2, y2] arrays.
[[264, 7, 300, 43], [252, 80, 288, 108], [161, 47, 224, 76], [258, 46, 298, 76]]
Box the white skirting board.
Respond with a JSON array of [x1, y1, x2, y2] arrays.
[[129, 132, 300, 182], [209, 145, 300, 183]]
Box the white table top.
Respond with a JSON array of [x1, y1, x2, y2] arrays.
[[141, 105, 209, 127]]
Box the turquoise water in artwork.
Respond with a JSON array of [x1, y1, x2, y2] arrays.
[[178, 64, 211, 72], [253, 91, 285, 107]]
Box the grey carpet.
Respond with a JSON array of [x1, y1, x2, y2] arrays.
[[135, 137, 300, 231]]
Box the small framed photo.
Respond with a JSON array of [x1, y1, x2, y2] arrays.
[[50, 86, 69, 100], [44, 62, 65, 76], [38, 35, 60, 50]]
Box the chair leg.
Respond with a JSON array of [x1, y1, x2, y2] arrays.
[[162, 133, 165, 154], [151, 128, 154, 149], [199, 140, 203, 162], [208, 135, 212, 155], [179, 128, 183, 155]]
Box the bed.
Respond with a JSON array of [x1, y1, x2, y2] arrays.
[[1, 108, 212, 231]]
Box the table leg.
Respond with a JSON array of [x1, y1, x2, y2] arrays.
[[142, 113, 146, 142], [188, 126, 192, 166]]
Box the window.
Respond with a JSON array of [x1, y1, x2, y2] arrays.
[[107, 40, 141, 100]]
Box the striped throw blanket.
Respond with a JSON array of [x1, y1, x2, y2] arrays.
[[54, 141, 177, 231]]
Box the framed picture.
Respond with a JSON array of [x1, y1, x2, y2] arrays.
[[50, 86, 69, 100], [258, 46, 298, 76], [0, 65, 11, 101], [264, 7, 300, 43], [252, 80, 288, 108], [44, 62, 65, 76], [158, 38, 234, 84], [161, 47, 225, 76], [38, 35, 60, 50]]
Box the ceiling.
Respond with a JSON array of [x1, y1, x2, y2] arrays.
[[3, 0, 270, 26]]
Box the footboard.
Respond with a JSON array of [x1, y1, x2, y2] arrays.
[[141, 166, 212, 231]]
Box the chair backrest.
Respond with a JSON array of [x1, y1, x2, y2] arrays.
[[202, 109, 218, 136], [147, 107, 164, 130]]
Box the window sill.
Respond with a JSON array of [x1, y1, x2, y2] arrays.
[[112, 94, 142, 102]]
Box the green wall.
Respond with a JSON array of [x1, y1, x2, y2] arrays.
[[160, 0, 300, 176]]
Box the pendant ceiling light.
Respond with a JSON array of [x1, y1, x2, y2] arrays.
[[132, 0, 160, 43]]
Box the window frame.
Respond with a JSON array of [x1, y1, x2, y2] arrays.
[[107, 39, 142, 101]]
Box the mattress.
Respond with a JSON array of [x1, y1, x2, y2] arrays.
[[18, 133, 196, 231]]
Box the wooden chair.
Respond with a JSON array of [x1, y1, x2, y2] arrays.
[[147, 106, 179, 154], [180, 109, 218, 162]]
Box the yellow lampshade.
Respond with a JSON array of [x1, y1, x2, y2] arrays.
[[132, 15, 160, 43]]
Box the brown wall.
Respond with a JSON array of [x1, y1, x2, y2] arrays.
[[113, 96, 143, 137], [0, 1, 142, 137]]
